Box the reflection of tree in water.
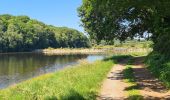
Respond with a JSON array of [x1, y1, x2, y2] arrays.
[[0, 54, 88, 76], [0, 53, 88, 89]]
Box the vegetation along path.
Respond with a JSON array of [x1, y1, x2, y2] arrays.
[[99, 56, 170, 100], [132, 57, 170, 99]]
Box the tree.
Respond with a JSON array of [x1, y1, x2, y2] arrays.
[[78, 0, 170, 55], [0, 14, 91, 52]]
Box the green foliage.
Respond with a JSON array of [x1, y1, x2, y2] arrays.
[[146, 52, 170, 88], [78, 0, 170, 55], [0, 59, 114, 100], [0, 14, 90, 52], [93, 40, 152, 49], [49, 26, 91, 48]]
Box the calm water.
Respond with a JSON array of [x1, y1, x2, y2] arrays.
[[0, 53, 105, 89]]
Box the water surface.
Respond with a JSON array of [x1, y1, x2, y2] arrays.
[[0, 53, 105, 89]]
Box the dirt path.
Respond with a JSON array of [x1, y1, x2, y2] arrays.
[[98, 60, 129, 100], [132, 57, 170, 100], [98, 57, 170, 100]]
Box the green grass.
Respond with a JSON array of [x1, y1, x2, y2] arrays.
[[123, 64, 143, 100], [93, 41, 152, 49], [146, 52, 170, 88], [123, 66, 135, 83], [104, 55, 132, 63], [0, 60, 114, 100]]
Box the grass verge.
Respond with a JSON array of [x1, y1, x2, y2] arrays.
[[146, 52, 170, 88], [0, 59, 114, 100]]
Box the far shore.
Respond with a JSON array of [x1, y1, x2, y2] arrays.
[[35, 47, 151, 55], [0, 48, 105, 55], [34, 48, 105, 55], [0, 47, 152, 55]]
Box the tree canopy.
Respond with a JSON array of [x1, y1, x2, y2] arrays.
[[78, 0, 170, 55], [0, 14, 91, 52]]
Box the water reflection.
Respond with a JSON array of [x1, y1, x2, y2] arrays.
[[0, 53, 105, 89]]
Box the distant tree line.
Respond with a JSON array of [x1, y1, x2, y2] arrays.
[[0, 14, 91, 52]]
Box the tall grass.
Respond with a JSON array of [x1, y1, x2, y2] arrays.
[[0, 60, 114, 100], [146, 52, 170, 88]]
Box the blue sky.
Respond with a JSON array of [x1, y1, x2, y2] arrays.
[[0, 0, 84, 32]]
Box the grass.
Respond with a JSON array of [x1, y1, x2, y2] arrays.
[[0, 59, 114, 100], [123, 58, 143, 100], [93, 41, 152, 49], [145, 52, 170, 88]]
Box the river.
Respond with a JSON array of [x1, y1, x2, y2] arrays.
[[0, 53, 106, 89]]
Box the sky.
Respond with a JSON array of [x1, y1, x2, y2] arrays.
[[0, 0, 84, 32]]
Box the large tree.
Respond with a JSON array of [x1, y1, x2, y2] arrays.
[[78, 0, 170, 55]]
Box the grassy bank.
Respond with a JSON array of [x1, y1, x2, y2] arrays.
[[35, 40, 152, 55], [35, 48, 105, 55], [0, 59, 114, 100], [35, 47, 151, 56], [146, 52, 170, 88]]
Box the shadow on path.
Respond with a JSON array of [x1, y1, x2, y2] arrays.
[[98, 56, 130, 100], [99, 55, 170, 100], [132, 56, 170, 100]]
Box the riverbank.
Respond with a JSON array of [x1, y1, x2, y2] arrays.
[[34, 47, 151, 55], [0, 59, 114, 100], [35, 48, 105, 55]]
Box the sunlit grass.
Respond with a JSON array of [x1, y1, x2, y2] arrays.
[[0, 59, 114, 100], [93, 41, 152, 49]]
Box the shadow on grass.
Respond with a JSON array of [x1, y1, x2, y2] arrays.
[[125, 95, 144, 100], [45, 96, 58, 100], [120, 56, 144, 100], [103, 55, 132, 64], [44, 90, 88, 100], [124, 85, 139, 91], [60, 90, 96, 100]]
